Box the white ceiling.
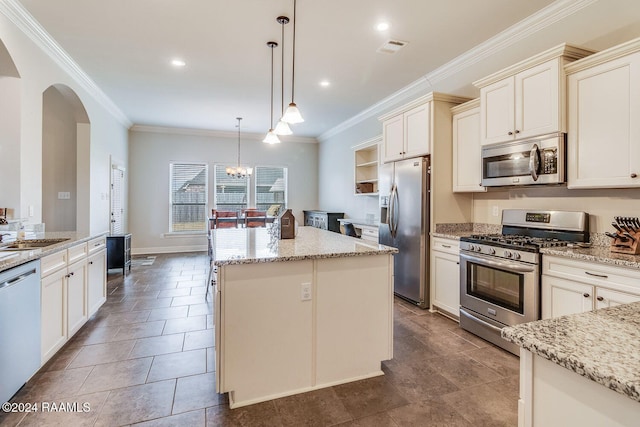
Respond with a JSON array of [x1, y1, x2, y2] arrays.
[[12, 0, 640, 138]]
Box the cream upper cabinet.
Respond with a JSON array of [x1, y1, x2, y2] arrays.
[[403, 103, 431, 159], [382, 114, 404, 162], [452, 99, 485, 192], [381, 101, 430, 163], [475, 44, 593, 146], [566, 39, 640, 189]]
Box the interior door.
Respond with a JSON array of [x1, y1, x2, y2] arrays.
[[110, 165, 125, 234]]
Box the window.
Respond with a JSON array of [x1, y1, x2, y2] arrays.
[[255, 166, 287, 213], [214, 164, 249, 212], [169, 163, 208, 232]]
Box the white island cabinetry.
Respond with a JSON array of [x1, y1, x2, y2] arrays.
[[211, 226, 396, 408]]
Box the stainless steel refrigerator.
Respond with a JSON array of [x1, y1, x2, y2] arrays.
[[379, 156, 430, 308]]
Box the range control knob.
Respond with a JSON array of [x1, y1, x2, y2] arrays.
[[513, 252, 521, 260], [489, 248, 496, 255], [504, 250, 513, 258], [476, 245, 483, 252]]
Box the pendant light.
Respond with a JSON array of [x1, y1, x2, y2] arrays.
[[263, 41, 281, 144], [274, 16, 292, 136], [281, 0, 304, 124], [226, 117, 253, 177]]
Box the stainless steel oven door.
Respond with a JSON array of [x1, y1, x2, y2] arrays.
[[459, 250, 539, 326]]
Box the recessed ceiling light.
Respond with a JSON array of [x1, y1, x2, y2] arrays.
[[171, 59, 186, 67], [319, 80, 330, 87], [376, 22, 390, 32]]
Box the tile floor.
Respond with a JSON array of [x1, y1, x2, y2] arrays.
[[0, 252, 519, 427]]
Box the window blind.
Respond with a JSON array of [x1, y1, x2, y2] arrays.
[[255, 166, 287, 212], [170, 163, 208, 232], [214, 165, 249, 212]]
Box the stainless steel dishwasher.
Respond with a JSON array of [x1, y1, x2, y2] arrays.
[[0, 259, 41, 403]]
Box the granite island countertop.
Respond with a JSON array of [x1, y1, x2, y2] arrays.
[[210, 225, 397, 267], [502, 301, 640, 402], [0, 231, 106, 273]]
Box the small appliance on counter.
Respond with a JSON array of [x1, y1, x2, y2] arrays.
[[607, 216, 640, 255]]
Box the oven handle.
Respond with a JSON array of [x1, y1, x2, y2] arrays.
[[529, 144, 540, 181], [460, 251, 537, 273], [459, 308, 504, 334]]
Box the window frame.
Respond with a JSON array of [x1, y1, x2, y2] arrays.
[[213, 163, 251, 212], [169, 162, 209, 233]]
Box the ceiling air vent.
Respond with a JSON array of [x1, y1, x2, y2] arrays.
[[377, 39, 408, 54]]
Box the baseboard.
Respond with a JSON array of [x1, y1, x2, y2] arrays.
[[132, 245, 207, 255]]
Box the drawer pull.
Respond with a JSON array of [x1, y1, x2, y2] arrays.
[[596, 296, 604, 302], [94, 243, 102, 247], [583, 293, 590, 298], [442, 244, 451, 248], [585, 271, 608, 279]]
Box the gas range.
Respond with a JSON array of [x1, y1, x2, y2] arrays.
[[458, 209, 590, 355], [460, 209, 590, 263]]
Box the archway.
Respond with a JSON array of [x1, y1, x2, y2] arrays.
[[0, 39, 21, 220], [42, 84, 90, 232]]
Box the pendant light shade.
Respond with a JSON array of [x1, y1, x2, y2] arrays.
[[264, 41, 281, 144], [282, 0, 304, 124], [275, 16, 293, 135], [263, 129, 280, 144]]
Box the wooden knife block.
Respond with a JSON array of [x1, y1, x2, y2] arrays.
[[610, 231, 640, 255]]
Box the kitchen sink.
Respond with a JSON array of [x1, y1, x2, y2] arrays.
[[0, 238, 70, 250]]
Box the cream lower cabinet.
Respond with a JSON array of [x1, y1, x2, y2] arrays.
[[430, 237, 460, 318], [541, 255, 640, 319], [41, 266, 67, 363], [87, 237, 107, 316], [41, 240, 103, 364], [566, 40, 640, 189]]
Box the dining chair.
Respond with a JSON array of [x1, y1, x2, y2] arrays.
[[214, 210, 238, 228], [245, 210, 267, 228]]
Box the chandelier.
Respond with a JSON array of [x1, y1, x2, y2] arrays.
[[226, 117, 253, 178]]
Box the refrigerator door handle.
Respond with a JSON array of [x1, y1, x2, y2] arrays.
[[389, 184, 399, 238]]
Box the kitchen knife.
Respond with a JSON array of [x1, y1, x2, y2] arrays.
[[623, 232, 636, 242], [618, 221, 631, 233], [605, 231, 621, 240], [611, 222, 623, 233], [622, 217, 635, 232], [633, 217, 640, 230]]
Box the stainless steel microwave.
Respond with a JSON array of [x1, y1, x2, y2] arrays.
[[481, 133, 565, 187]]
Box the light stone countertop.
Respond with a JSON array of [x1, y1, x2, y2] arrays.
[[502, 302, 640, 402], [0, 232, 106, 274], [541, 245, 640, 270], [210, 225, 397, 267]]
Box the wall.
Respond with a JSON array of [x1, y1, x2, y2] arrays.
[[318, 1, 640, 230], [128, 128, 318, 254], [0, 9, 129, 234], [473, 187, 640, 234], [0, 75, 20, 215], [42, 86, 77, 231]]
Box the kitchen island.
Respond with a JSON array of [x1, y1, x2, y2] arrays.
[[502, 302, 640, 427], [210, 225, 397, 408]]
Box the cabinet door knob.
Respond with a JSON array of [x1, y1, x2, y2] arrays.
[[515, 130, 520, 134], [89, 261, 94, 265], [596, 296, 604, 301], [583, 293, 590, 298], [631, 173, 637, 178], [508, 131, 513, 136]]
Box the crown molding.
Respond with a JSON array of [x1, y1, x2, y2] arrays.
[[317, 0, 598, 143], [130, 124, 318, 144], [450, 98, 480, 114], [565, 36, 640, 73], [0, 0, 132, 128]]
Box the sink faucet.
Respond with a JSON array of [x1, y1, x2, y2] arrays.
[[0, 233, 9, 243]]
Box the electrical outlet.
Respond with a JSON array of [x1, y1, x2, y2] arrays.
[[492, 206, 500, 217], [301, 282, 311, 301], [28, 205, 34, 217], [57, 192, 71, 200]]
